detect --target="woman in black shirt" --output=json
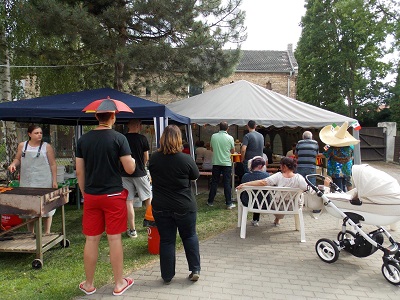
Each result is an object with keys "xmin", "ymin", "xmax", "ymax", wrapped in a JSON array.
[{"xmin": 148, "ymin": 125, "xmax": 200, "ymax": 284}]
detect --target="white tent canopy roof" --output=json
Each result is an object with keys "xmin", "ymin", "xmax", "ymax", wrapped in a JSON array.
[{"xmin": 167, "ymin": 80, "xmax": 357, "ymax": 127}]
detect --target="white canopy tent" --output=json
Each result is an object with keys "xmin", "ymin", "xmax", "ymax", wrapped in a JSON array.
[{"xmin": 167, "ymin": 80, "xmax": 361, "ymax": 163}]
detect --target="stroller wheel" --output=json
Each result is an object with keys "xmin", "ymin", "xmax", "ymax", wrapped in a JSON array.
[
  {"xmin": 315, "ymin": 238, "xmax": 339, "ymax": 263},
  {"xmin": 382, "ymin": 262, "xmax": 400, "ymax": 285}
]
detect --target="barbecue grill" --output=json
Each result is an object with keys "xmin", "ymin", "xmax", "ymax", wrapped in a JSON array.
[{"xmin": 0, "ymin": 186, "xmax": 70, "ymax": 269}]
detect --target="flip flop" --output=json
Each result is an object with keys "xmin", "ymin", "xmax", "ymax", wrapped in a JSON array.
[
  {"xmin": 79, "ymin": 282, "xmax": 96, "ymax": 295},
  {"xmin": 113, "ymin": 277, "xmax": 134, "ymax": 296}
]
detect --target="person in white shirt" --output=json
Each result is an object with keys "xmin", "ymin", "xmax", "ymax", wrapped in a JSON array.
[{"xmin": 286, "ymin": 143, "xmax": 297, "ymax": 157}]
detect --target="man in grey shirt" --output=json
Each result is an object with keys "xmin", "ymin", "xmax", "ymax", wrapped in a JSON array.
[{"xmin": 241, "ymin": 120, "xmax": 264, "ymax": 173}]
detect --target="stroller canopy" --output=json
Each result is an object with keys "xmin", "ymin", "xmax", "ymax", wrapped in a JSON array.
[{"xmin": 352, "ymin": 164, "xmax": 400, "ymax": 205}]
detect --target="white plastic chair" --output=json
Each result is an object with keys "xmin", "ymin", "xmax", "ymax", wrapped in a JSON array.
[{"xmin": 237, "ymin": 186, "xmax": 306, "ymax": 242}]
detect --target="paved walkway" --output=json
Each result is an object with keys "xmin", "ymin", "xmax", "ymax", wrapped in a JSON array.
[{"xmin": 77, "ymin": 162, "xmax": 400, "ymax": 299}]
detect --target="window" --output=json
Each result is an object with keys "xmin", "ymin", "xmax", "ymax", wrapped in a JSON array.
[
  {"xmin": 189, "ymin": 84, "xmax": 203, "ymax": 97},
  {"xmin": 266, "ymin": 81, "xmax": 272, "ymax": 90},
  {"xmin": 146, "ymin": 88, "xmax": 151, "ymax": 96}
]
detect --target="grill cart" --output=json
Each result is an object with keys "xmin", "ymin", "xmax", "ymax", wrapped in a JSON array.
[{"xmin": 0, "ymin": 186, "xmax": 70, "ymax": 269}]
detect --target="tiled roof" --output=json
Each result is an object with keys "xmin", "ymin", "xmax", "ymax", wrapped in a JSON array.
[{"xmin": 236, "ymin": 49, "xmax": 298, "ymax": 73}]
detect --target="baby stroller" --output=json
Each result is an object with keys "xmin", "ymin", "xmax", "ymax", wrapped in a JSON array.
[{"xmin": 305, "ymin": 164, "xmax": 400, "ymax": 285}]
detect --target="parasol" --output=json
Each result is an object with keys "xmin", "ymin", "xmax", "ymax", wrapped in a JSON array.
[{"xmin": 82, "ymin": 96, "xmax": 133, "ymax": 113}]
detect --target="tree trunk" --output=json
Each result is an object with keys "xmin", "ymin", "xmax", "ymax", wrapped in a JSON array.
[
  {"xmin": 1, "ymin": 26, "xmax": 18, "ymax": 180},
  {"xmin": 114, "ymin": 61, "xmax": 124, "ymax": 91}
]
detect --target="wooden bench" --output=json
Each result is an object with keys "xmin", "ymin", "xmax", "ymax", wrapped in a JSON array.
[
  {"xmin": 236, "ymin": 186, "xmax": 306, "ymax": 242},
  {"xmin": 191, "ymin": 171, "xmax": 213, "ymax": 195},
  {"xmin": 199, "ymin": 171, "xmax": 212, "ymax": 177},
  {"xmin": 194, "ymin": 170, "xmax": 238, "ymax": 195},
  {"xmin": 199, "ymin": 171, "xmax": 212, "ymax": 189}
]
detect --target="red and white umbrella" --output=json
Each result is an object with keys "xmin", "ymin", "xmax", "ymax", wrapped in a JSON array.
[{"xmin": 82, "ymin": 96, "xmax": 133, "ymax": 113}]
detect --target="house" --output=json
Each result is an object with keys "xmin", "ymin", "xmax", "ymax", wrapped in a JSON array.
[
  {"xmin": 205, "ymin": 44, "xmax": 298, "ymax": 99},
  {"xmin": 140, "ymin": 44, "xmax": 298, "ymax": 104}
]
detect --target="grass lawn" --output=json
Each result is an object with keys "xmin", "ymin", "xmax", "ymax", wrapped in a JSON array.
[{"xmin": 0, "ymin": 192, "xmax": 237, "ymax": 299}]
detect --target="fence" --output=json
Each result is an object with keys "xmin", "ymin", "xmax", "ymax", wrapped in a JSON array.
[{"xmin": 395, "ymin": 136, "xmax": 400, "ymax": 163}]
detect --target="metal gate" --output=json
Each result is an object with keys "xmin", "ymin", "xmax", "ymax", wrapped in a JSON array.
[
  {"xmin": 394, "ymin": 136, "xmax": 400, "ymax": 163},
  {"xmin": 359, "ymin": 127, "xmax": 386, "ymax": 161}
]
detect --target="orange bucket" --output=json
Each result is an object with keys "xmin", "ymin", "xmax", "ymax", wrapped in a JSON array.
[
  {"xmin": 147, "ymin": 226, "xmax": 160, "ymax": 255},
  {"xmin": 231, "ymin": 154, "xmax": 241, "ymax": 163},
  {"xmin": 145, "ymin": 204, "xmax": 155, "ymax": 221}
]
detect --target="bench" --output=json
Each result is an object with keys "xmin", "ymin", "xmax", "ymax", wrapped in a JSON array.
[
  {"xmin": 236, "ymin": 186, "xmax": 306, "ymax": 242},
  {"xmin": 199, "ymin": 171, "xmax": 212, "ymax": 189},
  {"xmin": 191, "ymin": 171, "xmax": 213, "ymax": 195},
  {"xmin": 199, "ymin": 171, "xmax": 212, "ymax": 177}
]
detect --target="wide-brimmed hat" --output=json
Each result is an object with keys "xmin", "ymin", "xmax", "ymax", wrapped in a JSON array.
[{"xmin": 319, "ymin": 122, "xmax": 360, "ymax": 147}]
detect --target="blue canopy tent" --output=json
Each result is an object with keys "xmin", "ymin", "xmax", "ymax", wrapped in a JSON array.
[{"xmin": 0, "ymin": 88, "xmax": 192, "ymax": 148}]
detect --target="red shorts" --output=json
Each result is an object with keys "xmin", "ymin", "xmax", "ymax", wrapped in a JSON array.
[{"xmin": 82, "ymin": 189, "xmax": 128, "ymax": 236}]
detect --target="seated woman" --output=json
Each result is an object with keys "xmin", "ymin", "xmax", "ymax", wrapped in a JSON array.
[
  {"xmin": 195, "ymin": 140, "xmax": 206, "ymax": 164},
  {"xmin": 240, "ymin": 156, "xmax": 270, "ymax": 227},
  {"xmin": 237, "ymin": 157, "xmax": 307, "ymax": 226},
  {"xmin": 201, "ymin": 142, "xmax": 213, "ymax": 171}
]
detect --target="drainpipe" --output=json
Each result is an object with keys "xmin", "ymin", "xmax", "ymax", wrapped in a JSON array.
[
  {"xmin": 286, "ymin": 44, "xmax": 297, "ymax": 98},
  {"xmin": 287, "ymin": 70, "xmax": 293, "ymax": 97}
]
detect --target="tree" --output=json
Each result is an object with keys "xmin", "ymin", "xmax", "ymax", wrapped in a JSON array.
[
  {"xmin": 390, "ymin": 63, "xmax": 400, "ymax": 126},
  {"xmin": 386, "ymin": 0, "xmax": 400, "ymax": 126},
  {"xmin": 295, "ymin": 0, "xmax": 392, "ymax": 119},
  {"xmin": 1, "ymin": 0, "xmax": 109, "ymax": 99},
  {"xmin": 0, "ymin": 1, "xmax": 19, "ymax": 176},
  {"xmin": 17, "ymin": 0, "xmax": 246, "ymax": 95}
]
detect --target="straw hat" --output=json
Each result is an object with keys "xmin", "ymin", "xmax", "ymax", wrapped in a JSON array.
[{"xmin": 319, "ymin": 122, "xmax": 360, "ymax": 147}]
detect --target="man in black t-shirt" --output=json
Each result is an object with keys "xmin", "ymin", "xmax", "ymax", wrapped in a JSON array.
[
  {"xmin": 121, "ymin": 119, "xmax": 152, "ymax": 238},
  {"xmin": 76, "ymin": 111, "xmax": 135, "ymax": 296}
]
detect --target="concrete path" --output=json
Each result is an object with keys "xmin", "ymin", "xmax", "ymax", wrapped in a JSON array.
[{"xmin": 77, "ymin": 162, "xmax": 400, "ymax": 299}]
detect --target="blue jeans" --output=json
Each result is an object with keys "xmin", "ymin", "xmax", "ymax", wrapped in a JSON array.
[
  {"xmin": 333, "ymin": 177, "xmax": 347, "ymax": 192},
  {"xmin": 152, "ymin": 210, "xmax": 200, "ymax": 281},
  {"xmin": 242, "ymin": 160, "xmax": 249, "ymax": 174},
  {"xmin": 208, "ymin": 165, "xmax": 232, "ymax": 205},
  {"xmin": 296, "ymin": 167, "xmax": 316, "ymax": 185}
]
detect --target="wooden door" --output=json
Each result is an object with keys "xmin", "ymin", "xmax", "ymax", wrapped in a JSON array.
[{"xmin": 359, "ymin": 127, "xmax": 386, "ymax": 161}]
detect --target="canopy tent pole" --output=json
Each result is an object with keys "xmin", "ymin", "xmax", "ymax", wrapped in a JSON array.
[
  {"xmin": 153, "ymin": 117, "xmax": 159, "ymax": 149},
  {"xmin": 74, "ymin": 124, "xmax": 83, "ymax": 209},
  {"xmin": 158, "ymin": 117, "xmax": 165, "ymax": 147},
  {"xmin": 164, "ymin": 117, "xmax": 168, "ymax": 131},
  {"xmin": 153, "ymin": 117, "xmax": 166, "ymax": 149},
  {"xmin": 187, "ymin": 124, "xmax": 195, "ymax": 160},
  {"xmin": 186, "ymin": 124, "xmax": 197, "ymax": 195}
]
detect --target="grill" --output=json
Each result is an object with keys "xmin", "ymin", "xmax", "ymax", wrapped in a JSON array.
[{"xmin": 0, "ymin": 186, "xmax": 70, "ymax": 269}]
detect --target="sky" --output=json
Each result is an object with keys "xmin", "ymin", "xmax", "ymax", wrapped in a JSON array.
[{"xmin": 238, "ymin": 0, "xmax": 307, "ymax": 51}]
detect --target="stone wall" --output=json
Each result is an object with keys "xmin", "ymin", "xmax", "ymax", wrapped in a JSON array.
[
  {"xmin": 205, "ymin": 72, "xmax": 297, "ymax": 99},
  {"xmin": 378, "ymin": 122, "xmax": 397, "ymax": 161},
  {"xmin": 136, "ymin": 71, "xmax": 297, "ymax": 104}
]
